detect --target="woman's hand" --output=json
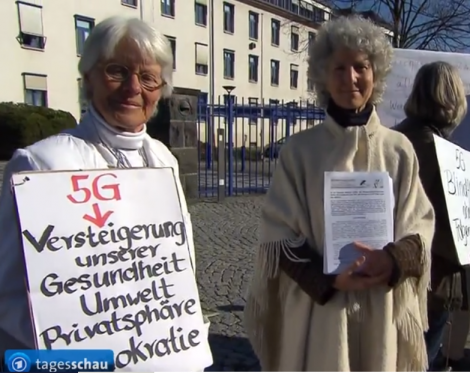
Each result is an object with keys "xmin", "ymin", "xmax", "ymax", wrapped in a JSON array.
[
  {"xmin": 333, "ymin": 256, "xmax": 390, "ymax": 291},
  {"xmin": 353, "ymin": 241, "xmax": 394, "ymax": 280}
]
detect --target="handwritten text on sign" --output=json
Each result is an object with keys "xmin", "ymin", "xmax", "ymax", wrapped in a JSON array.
[
  {"xmin": 434, "ymin": 135, "xmax": 470, "ymax": 265},
  {"xmin": 377, "ymin": 48, "xmax": 470, "ymax": 129},
  {"xmin": 12, "ymin": 168, "xmax": 212, "ymax": 372}
]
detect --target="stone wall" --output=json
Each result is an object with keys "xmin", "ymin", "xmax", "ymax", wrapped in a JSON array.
[
  {"xmin": 147, "ymin": 87, "xmax": 199, "ymax": 201},
  {"xmin": 147, "ymin": 97, "xmax": 170, "ymax": 148}
]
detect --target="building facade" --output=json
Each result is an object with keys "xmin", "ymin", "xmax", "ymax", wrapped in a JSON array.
[{"xmin": 0, "ymin": 0, "xmax": 334, "ymax": 120}]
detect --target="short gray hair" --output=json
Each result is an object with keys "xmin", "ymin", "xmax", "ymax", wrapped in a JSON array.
[
  {"xmin": 308, "ymin": 16, "xmax": 393, "ymax": 108},
  {"xmin": 404, "ymin": 61, "xmax": 467, "ymax": 130},
  {"xmin": 78, "ymin": 16, "xmax": 173, "ymax": 99}
]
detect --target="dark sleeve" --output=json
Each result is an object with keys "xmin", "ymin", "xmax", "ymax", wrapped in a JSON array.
[
  {"xmin": 278, "ymin": 242, "xmax": 337, "ymax": 305},
  {"xmin": 384, "ymin": 234, "xmax": 424, "ymax": 287},
  {"xmin": 413, "ymin": 140, "xmax": 438, "ymax": 192},
  {"xmin": 413, "ymin": 138, "xmax": 458, "ymax": 263}
]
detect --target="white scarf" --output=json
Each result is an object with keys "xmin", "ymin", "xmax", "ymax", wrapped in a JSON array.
[{"xmin": 75, "ymin": 106, "xmax": 163, "ymax": 168}]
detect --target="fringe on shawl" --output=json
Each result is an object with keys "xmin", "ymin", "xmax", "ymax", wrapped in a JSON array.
[
  {"xmin": 245, "ymin": 234, "xmax": 431, "ymax": 371},
  {"xmin": 244, "ymin": 237, "xmax": 365, "ymax": 366},
  {"xmin": 394, "ymin": 233, "xmax": 431, "ymax": 371},
  {"xmin": 250, "ymin": 237, "xmax": 309, "ymax": 299},
  {"xmin": 244, "ymin": 237, "xmax": 307, "ymax": 367}
]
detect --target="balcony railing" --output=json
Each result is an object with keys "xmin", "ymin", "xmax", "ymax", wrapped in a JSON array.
[{"xmin": 256, "ymin": 0, "xmax": 328, "ymax": 24}]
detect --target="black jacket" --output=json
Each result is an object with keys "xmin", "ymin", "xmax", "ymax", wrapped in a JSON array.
[{"xmin": 394, "ymin": 117, "xmax": 470, "ymax": 311}]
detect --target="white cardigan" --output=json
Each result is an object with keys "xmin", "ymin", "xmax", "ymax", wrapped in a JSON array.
[{"xmin": 0, "ymin": 112, "xmax": 198, "ymax": 355}]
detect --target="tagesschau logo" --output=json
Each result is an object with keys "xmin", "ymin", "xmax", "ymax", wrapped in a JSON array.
[{"xmin": 7, "ymin": 352, "xmax": 31, "ymax": 372}]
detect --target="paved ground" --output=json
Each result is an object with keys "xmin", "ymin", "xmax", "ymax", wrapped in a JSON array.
[
  {"xmin": 191, "ymin": 197, "xmax": 262, "ymax": 371},
  {"xmin": 0, "ymin": 161, "xmax": 262, "ymax": 371}
]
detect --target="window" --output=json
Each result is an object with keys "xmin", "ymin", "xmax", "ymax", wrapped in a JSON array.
[
  {"xmin": 248, "ymin": 98, "xmax": 258, "ymax": 123},
  {"xmin": 248, "ymin": 55, "xmax": 258, "ymax": 83},
  {"xmin": 77, "ymin": 79, "xmax": 88, "ymax": 117},
  {"xmin": 197, "ymin": 92, "xmax": 208, "ymax": 121},
  {"xmin": 74, "ymin": 16, "xmax": 94, "ymax": 55},
  {"xmin": 271, "ymin": 19, "xmax": 280, "ymax": 46},
  {"xmin": 244, "ymin": 0, "xmax": 326, "ymax": 24},
  {"xmin": 121, "ymin": 0, "xmax": 138, "ymax": 6},
  {"xmin": 25, "ymin": 89, "xmax": 47, "ymax": 107},
  {"xmin": 166, "ymin": 35, "xmax": 176, "ymax": 70},
  {"xmin": 223, "ymin": 95, "xmax": 235, "ymax": 106},
  {"xmin": 307, "ymin": 77, "xmax": 314, "ymax": 91},
  {"xmin": 223, "ymin": 49, "xmax": 235, "ymax": 79},
  {"xmin": 195, "ymin": 0, "xmax": 207, "ymax": 26},
  {"xmin": 299, "ymin": 2, "xmax": 314, "ymax": 22},
  {"xmin": 313, "ymin": 6, "xmax": 325, "ymax": 23},
  {"xmin": 249, "ymin": 11, "xmax": 259, "ymax": 40},
  {"xmin": 223, "ymin": 2, "xmax": 234, "ymax": 33},
  {"xmin": 199, "ymin": 92, "xmax": 208, "ymax": 105},
  {"xmin": 17, "ymin": 2, "xmax": 46, "ymax": 50},
  {"xmin": 23, "ymin": 73, "xmax": 47, "ymax": 107},
  {"xmin": 195, "ymin": 43, "xmax": 208, "ymax": 75},
  {"xmin": 290, "ymin": 64, "xmax": 299, "ymax": 89},
  {"xmin": 308, "ymin": 31, "xmax": 316, "ymax": 50},
  {"xmin": 291, "ymin": 26, "xmax": 299, "ymax": 51},
  {"xmin": 271, "ymin": 60, "xmax": 280, "ymax": 86},
  {"xmin": 161, "ymin": 0, "xmax": 175, "ymax": 17}
]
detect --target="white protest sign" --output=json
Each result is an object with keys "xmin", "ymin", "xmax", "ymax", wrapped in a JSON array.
[
  {"xmin": 12, "ymin": 168, "xmax": 213, "ymax": 372},
  {"xmin": 433, "ymin": 135, "xmax": 470, "ymax": 265},
  {"xmin": 377, "ymin": 49, "xmax": 470, "ymax": 148}
]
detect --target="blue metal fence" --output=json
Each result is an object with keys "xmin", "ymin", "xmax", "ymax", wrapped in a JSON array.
[{"xmin": 197, "ymin": 95, "xmax": 326, "ymax": 198}]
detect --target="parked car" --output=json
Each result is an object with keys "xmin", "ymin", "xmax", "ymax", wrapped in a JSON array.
[{"xmin": 262, "ymin": 137, "xmax": 286, "ymax": 159}]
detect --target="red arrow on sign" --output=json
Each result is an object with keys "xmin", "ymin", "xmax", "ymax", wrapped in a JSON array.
[{"xmin": 83, "ymin": 203, "xmax": 113, "ymax": 228}]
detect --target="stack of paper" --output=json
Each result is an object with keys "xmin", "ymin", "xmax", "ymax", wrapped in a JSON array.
[{"xmin": 323, "ymin": 171, "xmax": 395, "ymax": 274}]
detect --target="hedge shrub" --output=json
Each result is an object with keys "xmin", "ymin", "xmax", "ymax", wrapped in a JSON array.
[{"xmin": 0, "ymin": 102, "xmax": 77, "ymax": 160}]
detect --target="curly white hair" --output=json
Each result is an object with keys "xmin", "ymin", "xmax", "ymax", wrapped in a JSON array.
[{"xmin": 308, "ymin": 15, "xmax": 394, "ymax": 108}]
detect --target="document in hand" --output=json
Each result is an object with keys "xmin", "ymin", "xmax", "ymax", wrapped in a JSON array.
[{"xmin": 323, "ymin": 172, "xmax": 395, "ymax": 274}]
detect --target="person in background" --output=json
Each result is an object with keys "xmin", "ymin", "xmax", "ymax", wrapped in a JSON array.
[
  {"xmin": 394, "ymin": 61, "xmax": 469, "ymax": 371},
  {"xmin": 244, "ymin": 15, "xmax": 435, "ymax": 371},
  {"xmin": 0, "ymin": 16, "xmax": 201, "ymax": 357}
]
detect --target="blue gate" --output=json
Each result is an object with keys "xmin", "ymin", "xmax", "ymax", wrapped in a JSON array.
[{"xmin": 197, "ymin": 95, "xmax": 325, "ymax": 198}]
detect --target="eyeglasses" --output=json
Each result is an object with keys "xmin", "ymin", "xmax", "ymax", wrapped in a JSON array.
[{"xmin": 103, "ymin": 63, "xmax": 166, "ymax": 91}]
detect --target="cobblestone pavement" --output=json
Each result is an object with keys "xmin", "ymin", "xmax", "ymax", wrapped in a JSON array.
[
  {"xmin": 191, "ymin": 196, "xmax": 262, "ymax": 371},
  {"xmin": 0, "ymin": 161, "xmax": 262, "ymax": 371}
]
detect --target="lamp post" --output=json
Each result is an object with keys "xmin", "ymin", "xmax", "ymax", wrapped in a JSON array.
[
  {"xmin": 223, "ymin": 85, "xmax": 235, "ymax": 196},
  {"xmin": 208, "ymin": 0, "xmax": 215, "ymax": 170}
]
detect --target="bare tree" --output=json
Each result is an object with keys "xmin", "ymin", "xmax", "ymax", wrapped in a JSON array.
[
  {"xmin": 333, "ymin": 0, "xmax": 470, "ymax": 51},
  {"xmin": 286, "ymin": 0, "xmax": 470, "ymax": 53}
]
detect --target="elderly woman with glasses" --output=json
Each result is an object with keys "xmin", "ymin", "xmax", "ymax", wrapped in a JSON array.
[
  {"xmin": 0, "ymin": 16, "xmax": 198, "ymax": 355},
  {"xmin": 244, "ymin": 16, "xmax": 435, "ymax": 371}
]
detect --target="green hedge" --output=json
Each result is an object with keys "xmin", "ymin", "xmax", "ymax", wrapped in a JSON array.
[{"xmin": 0, "ymin": 102, "xmax": 77, "ymax": 160}]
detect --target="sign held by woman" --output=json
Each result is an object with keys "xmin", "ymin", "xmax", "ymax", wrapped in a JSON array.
[
  {"xmin": 12, "ymin": 167, "xmax": 213, "ymax": 372},
  {"xmin": 434, "ymin": 135, "xmax": 470, "ymax": 265}
]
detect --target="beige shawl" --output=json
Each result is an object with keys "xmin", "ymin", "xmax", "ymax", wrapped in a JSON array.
[{"xmin": 244, "ymin": 109, "xmax": 435, "ymax": 371}]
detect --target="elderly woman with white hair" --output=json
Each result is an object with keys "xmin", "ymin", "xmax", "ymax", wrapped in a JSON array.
[
  {"xmin": 0, "ymin": 16, "xmax": 199, "ymax": 355},
  {"xmin": 244, "ymin": 16, "xmax": 435, "ymax": 371}
]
